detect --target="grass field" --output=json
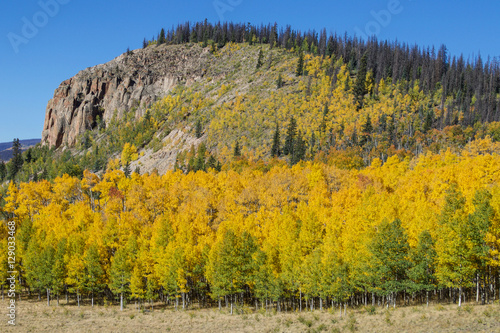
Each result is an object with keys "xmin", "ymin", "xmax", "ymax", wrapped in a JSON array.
[{"xmin": 1, "ymin": 298, "xmax": 499, "ymax": 332}]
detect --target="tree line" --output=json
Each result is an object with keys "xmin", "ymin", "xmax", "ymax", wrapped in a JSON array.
[
  {"xmin": 145, "ymin": 20, "xmax": 500, "ymax": 127},
  {"xmin": 1, "ymin": 143, "xmax": 500, "ymax": 312}
]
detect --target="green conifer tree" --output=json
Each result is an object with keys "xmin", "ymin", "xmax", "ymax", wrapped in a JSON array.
[
  {"xmin": 276, "ymin": 74, "xmax": 283, "ymax": 89},
  {"xmin": 256, "ymin": 49, "xmax": 264, "ymax": 69},
  {"xmin": 354, "ymin": 53, "xmax": 368, "ymax": 110},
  {"xmin": 296, "ymin": 51, "xmax": 304, "ymax": 76},
  {"xmin": 233, "ymin": 140, "xmax": 241, "ymax": 158},
  {"xmin": 283, "ymin": 117, "xmax": 297, "ymax": 155},
  {"xmin": 195, "ymin": 119, "xmax": 203, "ymax": 138},
  {"xmin": 271, "ymin": 123, "xmax": 281, "ymax": 157}
]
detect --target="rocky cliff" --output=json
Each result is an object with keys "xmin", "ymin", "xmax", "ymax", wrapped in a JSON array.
[{"xmin": 42, "ymin": 44, "xmax": 212, "ymax": 148}]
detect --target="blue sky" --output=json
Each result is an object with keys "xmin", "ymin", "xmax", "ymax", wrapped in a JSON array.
[{"xmin": 1, "ymin": 0, "xmax": 499, "ymax": 142}]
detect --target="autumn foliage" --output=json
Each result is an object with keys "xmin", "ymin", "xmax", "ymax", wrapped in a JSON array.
[{"xmin": 1, "ymin": 141, "xmax": 500, "ymax": 310}]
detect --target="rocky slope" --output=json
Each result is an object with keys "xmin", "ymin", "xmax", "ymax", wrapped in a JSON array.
[{"xmin": 42, "ymin": 44, "xmax": 213, "ymax": 148}]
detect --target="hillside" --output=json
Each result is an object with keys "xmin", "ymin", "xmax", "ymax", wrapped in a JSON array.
[
  {"xmin": 0, "ymin": 138, "xmax": 40, "ymax": 161},
  {"xmin": 32, "ymin": 27, "xmax": 500, "ymax": 179}
]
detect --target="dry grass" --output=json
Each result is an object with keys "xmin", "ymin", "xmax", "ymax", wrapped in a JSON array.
[{"xmin": 1, "ymin": 299, "xmax": 499, "ymax": 332}]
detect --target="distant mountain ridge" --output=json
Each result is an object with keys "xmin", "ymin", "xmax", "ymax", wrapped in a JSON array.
[{"xmin": 0, "ymin": 139, "xmax": 41, "ymax": 161}]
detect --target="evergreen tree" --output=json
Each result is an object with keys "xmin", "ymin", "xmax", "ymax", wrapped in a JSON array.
[
  {"xmin": 310, "ymin": 131, "xmax": 316, "ymax": 155},
  {"xmin": 195, "ymin": 119, "xmax": 203, "ymax": 138},
  {"xmin": 423, "ymin": 112, "xmax": 433, "ymax": 133},
  {"xmin": 0, "ymin": 161, "xmax": 6, "ymax": 181},
  {"xmin": 158, "ymin": 28, "xmax": 166, "ymax": 45},
  {"xmin": 283, "ymin": 117, "xmax": 297, "ymax": 155},
  {"xmin": 194, "ymin": 143, "xmax": 207, "ymax": 171},
  {"xmin": 360, "ymin": 114, "xmax": 373, "ymax": 146},
  {"xmin": 233, "ymin": 140, "xmax": 241, "ymax": 158},
  {"xmin": 276, "ymin": 73, "xmax": 283, "ymax": 89},
  {"xmin": 142, "ymin": 38, "xmax": 148, "ymax": 49},
  {"xmin": 354, "ymin": 53, "xmax": 368, "ymax": 110},
  {"xmin": 256, "ymin": 49, "xmax": 264, "ymax": 69},
  {"xmin": 8, "ymin": 138, "xmax": 23, "ymax": 180},
  {"xmin": 202, "ymin": 28, "xmax": 209, "ymax": 47},
  {"xmin": 190, "ymin": 28, "xmax": 198, "ymax": 43},
  {"xmin": 291, "ymin": 131, "xmax": 306, "ymax": 165},
  {"xmin": 271, "ymin": 123, "xmax": 281, "ymax": 157},
  {"xmin": 296, "ymin": 51, "xmax": 304, "ymax": 76},
  {"xmin": 25, "ymin": 148, "xmax": 33, "ymax": 163},
  {"xmin": 206, "ymin": 155, "xmax": 218, "ymax": 170}
]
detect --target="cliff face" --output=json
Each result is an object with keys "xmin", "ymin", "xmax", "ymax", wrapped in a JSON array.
[{"xmin": 42, "ymin": 44, "xmax": 211, "ymax": 148}]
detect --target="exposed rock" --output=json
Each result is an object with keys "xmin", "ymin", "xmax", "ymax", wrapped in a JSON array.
[
  {"xmin": 42, "ymin": 44, "xmax": 212, "ymax": 148},
  {"xmin": 129, "ymin": 128, "xmax": 203, "ymax": 175}
]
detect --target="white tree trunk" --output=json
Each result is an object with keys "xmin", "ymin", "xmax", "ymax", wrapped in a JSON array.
[{"xmin": 477, "ymin": 274, "xmax": 480, "ymax": 303}]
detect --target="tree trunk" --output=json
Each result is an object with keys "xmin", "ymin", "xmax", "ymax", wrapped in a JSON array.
[
  {"xmin": 477, "ymin": 274, "xmax": 480, "ymax": 303},
  {"xmin": 92, "ymin": 291, "xmax": 94, "ymax": 307},
  {"xmin": 120, "ymin": 292, "xmax": 123, "ymax": 311},
  {"xmin": 320, "ymin": 297, "xmax": 323, "ymax": 311},
  {"xmin": 481, "ymin": 275, "xmax": 486, "ymax": 305},
  {"xmin": 230, "ymin": 295, "xmax": 233, "ymax": 315},
  {"xmin": 47, "ymin": 289, "xmax": 50, "ymax": 306},
  {"xmin": 218, "ymin": 298, "xmax": 221, "ymax": 310},
  {"xmin": 78, "ymin": 293, "xmax": 80, "ymax": 307},
  {"xmin": 299, "ymin": 289, "xmax": 302, "ymax": 312},
  {"xmin": 426, "ymin": 290, "xmax": 429, "ymax": 307},
  {"xmin": 458, "ymin": 286, "xmax": 462, "ymax": 307}
]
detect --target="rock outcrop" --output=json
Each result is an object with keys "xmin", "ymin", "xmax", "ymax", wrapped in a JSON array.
[{"xmin": 42, "ymin": 44, "xmax": 211, "ymax": 148}]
